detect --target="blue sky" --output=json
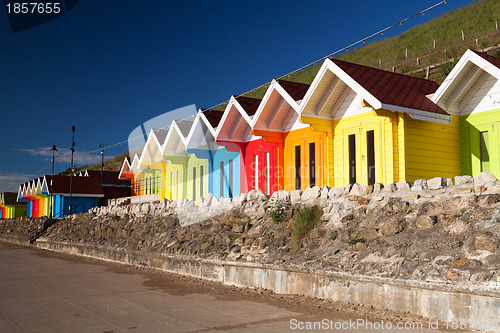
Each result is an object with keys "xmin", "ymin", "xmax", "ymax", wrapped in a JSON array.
[{"xmin": 0, "ymin": 0, "xmax": 475, "ymax": 192}]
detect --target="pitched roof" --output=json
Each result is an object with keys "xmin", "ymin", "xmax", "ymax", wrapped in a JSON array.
[
  {"xmin": 45, "ymin": 175, "xmax": 104, "ymax": 196},
  {"xmin": 85, "ymin": 170, "xmax": 131, "ymax": 186},
  {"xmin": 175, "ymin": 119, "xmax": 194, "ymax": 138},
  {"xmin": 152, "ymin": 129, "xmax": 169, "ymax": 146},
  {"xmin": 1, "ymin": 192, "xmax": 26, "ymax": 206},
  {"xmin": 235, "ymin": 96, "xmax": 261, "ymax": 116},
  {"xmin": 471, "ymin": 50, "xmax": 500, "ymax": 69},
  {"xmin": 276, "ymin": 79, "xmax": 310, "ymax": 101},
  {"xmin": 330, "ymin": 58, "xmax": 447, "ymax": 115},
  {"xmin": 201, "ymin": 108, "xmax": 225, "ymax": 128}
]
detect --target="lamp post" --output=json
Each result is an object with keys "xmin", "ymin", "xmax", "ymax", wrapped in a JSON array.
[
  {"xmin": 50, "ymin": 145, "xmax": 58, "ymax": 219},
  {"xmin": 100, "ymin": 144, "xmax": 104, "ymax": 185},
  {"xmin": 69, "ymin": 126, "xmax": 75, "ymax": 215}
]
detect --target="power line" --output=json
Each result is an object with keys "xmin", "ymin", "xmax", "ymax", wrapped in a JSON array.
[
  {"xmin": 61, "ymin": 1, "xmax": 451, "ymax": 160},
  {"xmin": 6, "ymin": 1, "xmax": 449, "ymax": 192}
]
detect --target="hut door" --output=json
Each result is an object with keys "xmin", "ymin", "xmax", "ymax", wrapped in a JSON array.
[
  {"xmin": 253, "ymin": 149, "xmax": 272, "ymax": 195},
  {"xmin": 291, "ymin": 135, "xmax": 322, "ymax": 190},
  {"xmin": 469, "ymin": 124, "xmax": 497, "ymax": 177},
  {"xmin": 345, "ymin": 125, "xmax": 381, "ymax": 186},
  {"xmin": 294, "ymin": 145, "xmax": 301, "ymax": 190}
]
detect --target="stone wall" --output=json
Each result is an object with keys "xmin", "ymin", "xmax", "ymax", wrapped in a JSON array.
[
  {"xmin": 3, "ymin": 172, "xmax": 500, "ymax": 332},
  {"xmin": 93, "ymin": 172, "xmax": 500, "ymax": 228}
]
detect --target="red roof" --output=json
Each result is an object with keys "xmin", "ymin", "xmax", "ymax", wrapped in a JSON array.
[
  {"xmin": 471, "ymin": 50, "xmax": 500, "ymax": 69},
  {"xmin": 201, "ymin": 108, "xmax": 224, "ymax": 128},
  {"xmin": 330, "ymin": 58, "xmax": 448, "ymax": 115},
  {"xmin": 45, "ymin": 175, "xmax": 104, "ymax": 196},
  {"xmin": 277, "ymin": 79, "xmax": 310, "ymax": 101},
  {"xmin": 2, "ymin": 192, "xmax": 26, "ymax": 206},
  {"xmin": 235, "ymin": 96, "xmax": 261, "ymax": 116},
  {"xmin": 86, "ymin": 170, "xmax": 131, "ymax": 186}
]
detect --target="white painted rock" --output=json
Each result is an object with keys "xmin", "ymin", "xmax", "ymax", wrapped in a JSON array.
[
  {"xmin": 320, "ymin": 187, "xmax": 330, "ymax": 199},
  {"xmin": 455, "ymin": 175, "xmax": 473, "ymax": 186},
  {"xmin": 383, "ymin": 183, "xmax": 397, "ymax": 193},
  {"xmin": 350, "ymin": 183, "xmax": 368, "ymax": 196},
  {"xmin": 232, "ymin": 193, "xmax": 247, "ymax": 206},
  {"xmin": 473, "ymin": 172, "xmax": 498, "ymax": 187},
  {"xmin": 427, "ymin": 177, "xmax": 446, "ymax": 190},
  {"xmin": 446, "ymin": 178, "xmax": 454, "ymax": 187},
  {"xmin": 373, "ymin": 183, "xmax": 384, "ymax": 192},
  {"xmin": 220, "ymin": 197, "xmax": 232, "ymax": 205},
  {"xmin": 343, "ymin": 184, "xmax": 352, "ymax": 195},
  {"xmin": 247, "ymin": 189, "xmax": 268, "ymax": 201},
  {"xmin": 211, "ymin": 196, "xmax": 220, "ymax": 207},
  {"xmin": 203, "ymin": 193, "xmax": 213, "ymax": 207},
  {"xmin": 290, "ymin": 190, "xmax": 302, "ymax": 203},
  {"xmin": 185, "ymin": 200, "xmax": 195, "ymax": 208},
  {"xmin": 411, "ymin": 179, "xmax": 428, "ymax": 192},
  {"xmin": 301, "ymin": 186, "xmax": 320, "ymax": 201},
  {"xmin": 278, "ymin": 190, "xmax": 290, "ymax": 201}
]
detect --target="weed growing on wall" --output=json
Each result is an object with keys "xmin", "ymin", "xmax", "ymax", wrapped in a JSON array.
[
  {"xmin": 266, "ymin": 199, "xmax": 290, "ymax": 224},
  {"xmin": 291, "ymin": 206, "xmax": 322, "ymax": 246}
]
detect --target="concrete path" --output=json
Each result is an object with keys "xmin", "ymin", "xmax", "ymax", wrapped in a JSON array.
[{"xmin": 0, "ymin": 242, "xmax": 464, "ymax": 332}]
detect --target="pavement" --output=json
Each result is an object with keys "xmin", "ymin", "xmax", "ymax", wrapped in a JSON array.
[{"xmin": 0, "ymin": 241, "xmax": 466, "ymax": 333}]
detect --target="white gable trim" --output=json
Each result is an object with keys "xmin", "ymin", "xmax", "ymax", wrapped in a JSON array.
[
  {"xmin": 432, "ymin": 49, "xmax": 500, "ymax": 108},
  {"xmin": 118, "ymin": 158, "xmax": 131, "ymax": 179},
  {"xmin": 251, "ymin": 79, "xmax": 302, "ymax": 131},
  {"xmin": 299, "ymin": 58, "xmax": 451, "ymax": 122},
  {"xmin": 185, "ymin": 109, "xmax": 217, "ymax": 148},
  {"xmin": 215, "ymin": 95, "xmax": 255, "ymax": 142},
  {"xmin": 161, "ymin": 120, "xmax": 189, "ymax": 158},
  {"xmin": 138, "ymin": 128, "xmax": 164, "ymax": 168}
]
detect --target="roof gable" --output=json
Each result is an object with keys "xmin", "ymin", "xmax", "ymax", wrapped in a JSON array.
[
  {"xmin": 186, "ymin": 109, "xmax": 219, "ymax": 152},
  {"xmin": 162, "ymin": 120, "xmax": 190, "ymax": 157},
  {"xmin": 118, "ymin": 158, "xmax": 132, "ymax": 179},
  {"xmin": 277, "ymin": 79, "xmax": 310, "ymax": 101},
  {"xmin": 1, "ymin": 192, "xmax": 19, "ymax": 206},
  {"xmin": 17, "ymin": 184, "xmax": 25, "ymax": 202},
  {"xmin": 216, "ymin": 95, "xmax": 262, "ymax": 143},
  {"xmin": 300, "ymin": 58, "xmax": 450, "ymax": 124},
  {"xmin": 130, "ymin": 154, "xmax": 141, "ymax": 172},
  {"xmin": 201, "ymin": 108, "xmax": 224, "ymax": 129},
  {"xmin": 432, "ymin": 49, "xmax": 500, "ymax": 115},
  {"xmin": 253, "ymin": 79, "xmax": 310, "ymax": 133},
  {"xmin": 138, "ymin": 129, "xmax": 164, "ymax": 167}
]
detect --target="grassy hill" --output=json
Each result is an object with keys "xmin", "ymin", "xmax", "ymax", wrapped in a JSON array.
[
  {"xmin": 242, "ymin": 0, "xmax": 500, "ymax": 100},
  {"xmin": 58, "ymin": 152, "xmax": 129, "ymax": 176}
]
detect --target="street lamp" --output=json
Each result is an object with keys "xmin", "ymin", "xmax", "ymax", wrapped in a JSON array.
[
  {"xmin": 69, "ymin": 126, "xmax": 75, "ymax": 215},
  {"xmin": 50, "ymin": 145, "xmax": 58, "ymax": 219},
  {"xmin": 100, "ymin": 144, "xmax": 104, "ymax": 185}
]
